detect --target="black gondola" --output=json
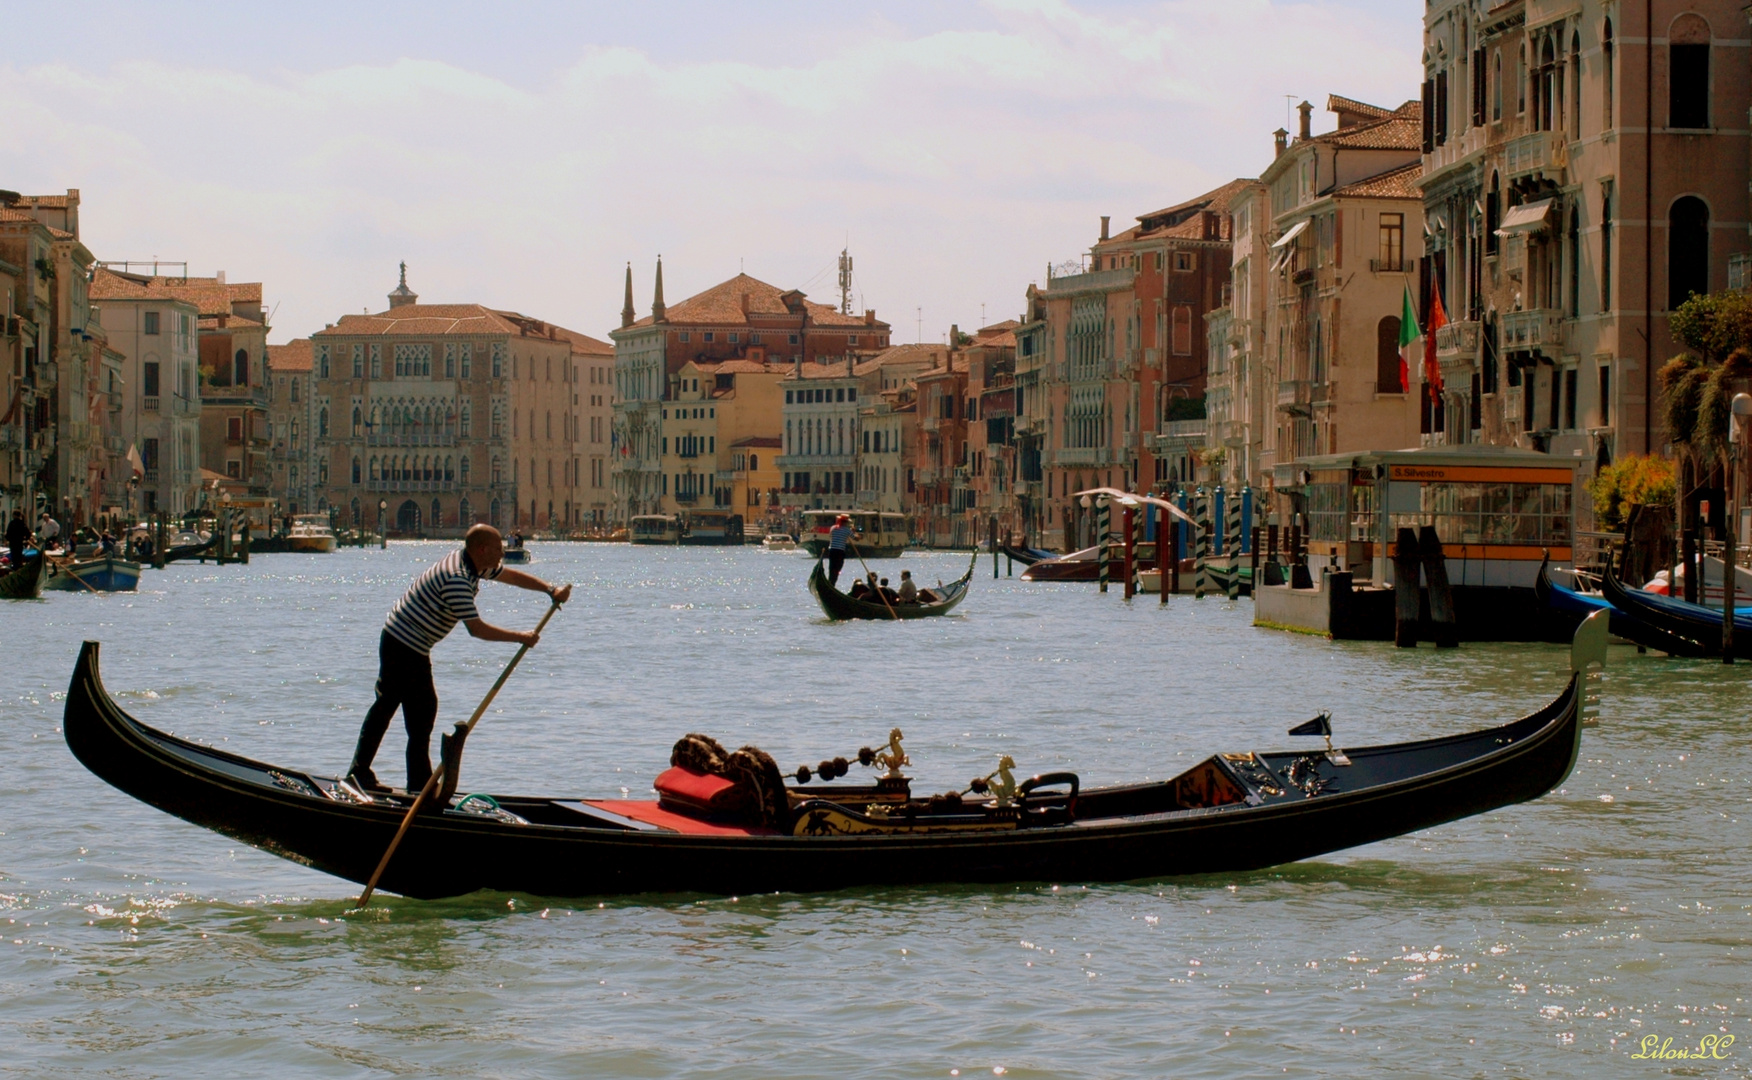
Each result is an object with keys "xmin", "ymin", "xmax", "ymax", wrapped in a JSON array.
[
  {"xmin": 1000, "ymin": 544, "xmax": 1057, "ymax": 566},
  {"xmin": 1, "ymin": 550, "xmax": 46, "ymax": 599},
  {"xmin": 1600, "ymin": 556, "xmax": 1752, "ymax": 659},
  {"xmin": 808, "ymin": 552, "xmax": 976, "ymax": 620},
  {"xmin": 61, "ymin": 612, "xmax": 1607, "ymax": 900},
  {"xmin": 1534, "ymin": 554, "xmax": 1707, "ymax": 657},
  {"xmin": 163, "ymin": 532, "xmax": 220, "ymax": 564}
]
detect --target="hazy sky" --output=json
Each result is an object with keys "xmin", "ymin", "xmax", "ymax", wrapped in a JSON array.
[{"xmin": 1, "ymin": 0, "xmax": 1421, "ymax": 346}]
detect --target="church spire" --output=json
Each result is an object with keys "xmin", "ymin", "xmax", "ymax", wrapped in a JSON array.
[
  {"xmin": 388, "ymin": 260, "xmax": 417, "ymax": 308},
  {"xmin": 651, "ymin": 255, "xmax": 666, "ymax": 323},
  {"xmin": 620, "ymin": 262, "xmax": 636, "ymax": 328}
]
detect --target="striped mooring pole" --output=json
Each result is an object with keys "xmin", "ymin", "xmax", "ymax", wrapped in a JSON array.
[
  {"xmin": 1194, "ymin": 491, "xmax": 1210, "ymax": 599},
  {"xmin": 1097, "ymin": 497, "xmax": 1110, "ymax": 593},
  {"xmin": 1225, "ymin": 485, "xmax": 1242, "ymax": 600}
]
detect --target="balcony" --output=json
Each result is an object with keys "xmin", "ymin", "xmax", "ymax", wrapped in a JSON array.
[
  {"xmin": 367, "ymin": 433, "xmax": 457, "ymax": 448},
  {"xmin": 674, "ymin": 492, "xmax": 699, "ymax": 505},
  {"xmin": 1503, "ymin": 129, "xmax": 1568, "ymax": 180},
  {"xmin": 1501, "ymin": 309, "xmax": 1565, "ymax": 353},
  {"xmin": 365, "ymin": 479, "xmax": 455, "ymax": 493},
  {"xmin": 1435, "ymin": 320, "xmax": 1481, "ymax": 359},
  {"xmin": 1369, "ymin": 258, "xmax": 1409, "ymax": 273},
  {"xmin": 1042, "ymin": 266, "xmax": 1136, "ymax": 296},
  {"xmin": 1055, "ymin": 446, "xmax": 1115, "ymax": 466},
  {"xmin": 1276, "ymin": 380, "xmax": 1311, "ymax": 414},
  {"xmin": 143, "ymin": 395, "xmax": 159, "ymax": 413}
]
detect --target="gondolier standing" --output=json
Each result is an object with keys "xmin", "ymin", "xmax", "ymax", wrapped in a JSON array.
[
  {"xmin": 826, "ymin": 514, "xmax": 859, "ymax": 587},
  {"xmin": 347, "ymin": 524, "xmax": 572, "ymax": 792}
]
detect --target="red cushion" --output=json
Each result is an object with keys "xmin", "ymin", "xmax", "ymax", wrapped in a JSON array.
[{"xmin": 654, "ymin": 766, "xmax": 738, "ymax": 811}]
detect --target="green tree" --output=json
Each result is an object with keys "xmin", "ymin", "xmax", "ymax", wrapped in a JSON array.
[{"xmin": 1587, "ymin": 455, "xmax": 1675, "ymax": 532}]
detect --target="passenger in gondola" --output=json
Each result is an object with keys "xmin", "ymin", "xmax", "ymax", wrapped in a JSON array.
[
  {"xmin": 346, "ymin": 524, "xmax": 571, "ymax": 793},
  {"xmin": 825, "ymin": 514, "xmax": 859, "ymax": 586},
  {"xmin": 6, "ymin": 509, "xmax": 28, "ymax": 569},
  {"xmin": 878, "ymin": 577, "xmax": 900, "ymax": 605},
  {"xmin": 848, "ymin": 572, "xmax": 875, "ymax": 601},
  {"xmin": 896, "ymin": 570, "xmax": 918, "ymax": 603}
]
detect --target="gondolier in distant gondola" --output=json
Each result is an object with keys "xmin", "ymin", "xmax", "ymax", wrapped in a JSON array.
[
  {"xmin": 347, "ymin": 524, "xmax": 572, "ymax": 793},
  {"xmin": 825, "ymin": 514, "xmax": 859, "ymax": 587}
]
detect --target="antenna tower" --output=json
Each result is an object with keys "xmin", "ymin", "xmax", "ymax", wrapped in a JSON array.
[{"xmin": 838, "ymin": 247, "xmax": 854, "ymax": 316}]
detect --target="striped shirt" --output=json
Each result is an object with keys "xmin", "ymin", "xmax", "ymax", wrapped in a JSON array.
[
  {"xmin": 828, "ymin": 525, "xmax": 853, "ymax": 551},
  {"xmin": 383, "ymin": 550, "xmax": 502, "ymax": 655}
]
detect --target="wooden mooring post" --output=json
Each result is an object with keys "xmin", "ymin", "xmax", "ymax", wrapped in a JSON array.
[
  {"xmin": 1096, "ymin": 498, "xmax": 1110, "ymax": 593},
  {"xmin": 1418, "ymin": 526, "xmax": 1456, "ymax": 647},
  {"xmin": 152, "ymin": 512, "xmax": 166, "ymax": 570},
  {"xmin": 1392, "ymin": 527, "xmax": 1421, "ymax": 648},
  {"xmin": 1122, "ymin": 505, "xmax": 1136, "ymax": 600}
]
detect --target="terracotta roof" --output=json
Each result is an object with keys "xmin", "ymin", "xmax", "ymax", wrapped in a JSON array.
[
  {"xmin": 1327, "ymin": 95, "xmax": 1394, "ymax": 123},
  {"xmin": 539, "ymin": 320, "xmax": 614, "ymax": 356},
  {"xmin": 1331, "ymin": 161, "xmax": 1424, "ymax": 199},
  {"xmin": 623, "ymin": 273, "xmax": 887, "ymax": 331},
  {"xmin": 198, "ymin": 314, "xmax": 263, "ymax": 330},
  {"xmin": 314, "ymin": 304, "xmax": 534, "ymax": 338},
  {"xmin": 267, "ymin": 338, "xmax": 313, "ymax": 372},
  {"xmin": 16, "ymin": 194, "xmax": 74, "ymax": 208},
  {"xmin": 784, "ymin": 362, "xmax": 862, "ymax": 381},
  {"xmin": 0, "ymin": 208, "xmax": 39, "ymax": 224},
  {"xmin": 89, "ymin": 267, "xmax": 263, "ymax": 316},
  {"xmin": 47, "ymin": 227, "xmax": 75, "ymax": 241},
  {"xmin": 713, "ymin": 359, "xmax": 789, "ymax": 374},
  {"xmin": 852, "ymin": 343, "xmax": 950, "ymax": 375},
  {"xmin": 1315, "ymin": 100, "xmax": 1422, "ymax": 151},
  {"xmin": 1135, "ymin": 179, "xmax": 1257, "ymax": 235}
]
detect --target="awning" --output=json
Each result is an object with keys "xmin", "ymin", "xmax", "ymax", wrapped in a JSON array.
[
  {"xmin": 1269, "ymin": 219, "xmax": 1310, "ymax": 249},
  {"xmin": 1494, "ymin": 198, "xmax": 1555, "ymax": 237}
]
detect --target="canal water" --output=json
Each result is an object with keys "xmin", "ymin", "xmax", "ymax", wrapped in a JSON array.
[{"xmin": 2, "ymin": 543, "xmax": 1747, "ymax": 1077}]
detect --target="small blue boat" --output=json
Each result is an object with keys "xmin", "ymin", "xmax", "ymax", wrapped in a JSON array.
[
  {"xmin": 47, "ymin": 555, "xmax": 143, "ymax": 593},
  {"xmin": 1534, "ymin": 554, "xmax": 1705, "ymax": 657}
]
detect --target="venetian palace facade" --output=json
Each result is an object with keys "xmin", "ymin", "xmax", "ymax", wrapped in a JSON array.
[{"xmin": 308, "ymin": 268, "xmax": 612, "ymax": 535}]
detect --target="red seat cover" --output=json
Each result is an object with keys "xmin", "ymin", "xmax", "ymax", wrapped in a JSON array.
[{"xmin": 654, "ymin": 766, "xmax": 738, "ymax": 810}]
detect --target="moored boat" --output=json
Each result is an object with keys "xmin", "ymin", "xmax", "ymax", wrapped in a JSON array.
[
  {"xmin": 808, "ymin": 552, "xmax": 976, "ymax": 620},
  {"xmin": 1533, "ymin": 555, "xmax": 1705, "ymax": 657},
  {"xmin": 762, "ymin": 533, "xmax": 798, "ymax": 551},
  {"xmin": 286, "ymin": 514, "xmax": 337, "ymax": 553},
  {"xmin": 1601, "ymin": 556, "xmax": 1752, "ymax": 659},
  {"xmin": 46, "ymin": 554, "xmax": 142, "ymax": 593},
  {"xmin": 629, "ymin": 514, "xmax": 682, "ymax": 545},
  {"xmin": 60, "ymin": 611, "xmax": 1608, "ymax": 900},
  {"xmin": 1, "ymin": 550, "xmax": 46, "ymax": 599}
]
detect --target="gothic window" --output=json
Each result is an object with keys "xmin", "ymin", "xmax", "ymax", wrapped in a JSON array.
[
  {"xmin": 351, "ymin": 457, "xmax": 361, "ymax": 484},
  {"xmin": 319, "ymin": 406, "xmax": 329, "ymax": 438},
  {"xmin": 235, "ymin": 349, "xmax": 249, "ymax": 386},
  {"xmin": 352, "ymin": 405, "xmax": 362, "ymax": 436},
  {"xmin": 1668, "ymin": 196, "xmax": 1710, "ymax": 307},
  {"xmin": 353, "ymin": 344, "xmax": 364, "ymax": 378},
  {"xmin": 1669, "ymin": 15, "xmax": 1711, "ymax": 128}
]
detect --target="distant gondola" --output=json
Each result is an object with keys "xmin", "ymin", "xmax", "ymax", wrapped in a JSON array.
[
  {"xmin": 59, "ymin": 612, "xmax": 1608, "ymax": 900},
  {"xmin": 1, "ymin": 550, "xmax": 46, "ymax": 599},
  {"xmin": 1000, "ymin": 543, "xmax": 1057, "ymax": 566},
  {"xmin": 808, "ymin": 552, "xmax": 976, "ymax": 620},
  {"xmin": 163, "ymin": 532, "xmax": 220, "ymax": 564},
  {"xmin": 1534, "ymin": 554, "xmax": 1706, "ymax": 657},
  {"xmin": 1601, "ymin": 555, "xmax": 1752, "ymax": 659}
]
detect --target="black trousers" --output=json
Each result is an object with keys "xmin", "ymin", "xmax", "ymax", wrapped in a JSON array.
[
  {"xmin": 827, "ymin": 550, "xmax": 846, "ymax": 585},
  {"xmin": 351, "ymin": 631, "xmax": 439, "ymax": 789}
]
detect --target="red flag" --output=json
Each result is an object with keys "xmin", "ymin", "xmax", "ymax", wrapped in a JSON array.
[{"xmin": 1423, "ymin": 281, "xmax": 1448, "ymax": 396}]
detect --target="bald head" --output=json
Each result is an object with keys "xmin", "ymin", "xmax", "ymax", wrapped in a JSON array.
[{"xmin": 465, "ymin": 524, "xmax": 503, "ymax": 571}]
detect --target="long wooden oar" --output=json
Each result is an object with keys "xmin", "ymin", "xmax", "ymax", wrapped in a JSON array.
[
  {"xmin": 353, "ymin": 595, "xmax": 565, "ymax": 909},
  {"xmin": 849, "ymin": 539, "xmax": 898, "ymax": 620}
]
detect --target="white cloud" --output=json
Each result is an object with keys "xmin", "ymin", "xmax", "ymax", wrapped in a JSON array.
[{"xmin": 0, "ymin": 0, "xmax": 1418, "ymax": 344}]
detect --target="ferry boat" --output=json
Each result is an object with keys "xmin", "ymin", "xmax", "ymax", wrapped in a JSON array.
[
  {"xmin": 286, "ymin": 514, "xmax": 337, "ymax": 553},
  {"xmin": 800, "ymin": 510, "xmax": 909, "ymax": 559},
  {"xmin": 629, "ymin": 514, "xmax": 683, "ymax": 545},
  {"xmin": 679, "ymin": 509, "xmax": 744, "ymax": 546}
]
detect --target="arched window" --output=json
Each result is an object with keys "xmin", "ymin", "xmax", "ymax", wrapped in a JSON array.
[
  {"xmin": 492, "ymin": 456, "xmax": 502, "ymax": 484},
  {"xmin": 318, "ymin": 459, "xmax": 328, "ymax": 484},
  {"xmin": 1376, "ymin": 317, "xmax": 1404, "ymax": 393},
  {"xmin": 459, "ymin": 496, "xmax": 472, "ymax": 524},
  {"xmin": 461, "ymin": 455, "xmax": 471, "ymax": 483},
  {"xmin": 1492, "ymin": 49, "xmax": 1503, "ymax": 120},
  {"xmin": 750, "ymin": 453, "xmax": 758, "ymax": 472},
  {"xmin": 1669, "ymin": 14, "xmax": 1711, "ymax": 128},
  {"xmin": 351, "ymin": 457, "xmax": 361, "ymax": 484},
  {"xmin": 319, "ymin": 406, "xmax": 329, "ymax": 438},
  {"xmin": 369, "ymin": 455, "xmax": 379, "ymax": 481},
  {"xmin": 490, "ymin": 498, "xmax": 501, "ymax": 527},
  {"xmin": 351, "ymin": 405, "xmax": 362, "ymax": 436},
  {"xmin": 444, "ymin": 456, "xmax": 454, "ymax": 482},
  {"xmin": 1567, "ymin": 205, "xmax": 1582, "ymax": 317},
  {"xmin": 1517, "ymin": 44, "xmax": 1527, "ymax": 114},
  {"xmin": 1538, "ymin": 37, "xmax": 1556, "ymax": 131},
  {"xmin": 234, "ymin": 348, "xmax": 249, "ymax": 386},
  {"xmin": 1569, "ymin": 32, "xmax": 1581, "ymax": 133},
  {"xmin": 1602, "ymin": 20, "xmax": 1614, "ymax": 128},
  {"xmin": 350, "ymin": 497, "xmax": 361, "ymax": 525},
  {"xmin": 431, "ymin": 499, "xmax": 442, "ymax": 528},
  {"xmin": 460, "ymin": 402, "xmax": 471, "ymax": 437},
  {"xmin": 1668, "ymin": 196, "xmax": 1710, "ymax": 307}
]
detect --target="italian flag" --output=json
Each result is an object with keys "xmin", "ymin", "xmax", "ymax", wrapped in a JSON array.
[{"xmin": 1397, "ymin": 285, "xmax": 1420, "ymax": 394}]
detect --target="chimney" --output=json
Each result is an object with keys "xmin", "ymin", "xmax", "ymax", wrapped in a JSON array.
[
  {"xmin": 793, "ymin": 354, "xmax": 802, "ymax": 378},
  {"xmin": 620, "ymin": 262, "xmax": 635, "ymax": 328},
  {"xmin": 864, "ymin": 309, "xmax": 874, "ymax": 325},
  {"xmin": 1273, "ymin": 128, "xmax": 1289, "ymax": 157},
  {"xmin": 215, "ymin": 270, "xmax": 226, "ymax": 284},
  {"xmin": 845, "ymin": 356, "xmax": 854, "ymax": 377},
  {"xmin": 1099, "ymin": 216, "xmax": 1110, "ymax": 241},
  {"xmin": 1297, "ymin": 100, "xmax": 1312, "ymax": 140}
]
